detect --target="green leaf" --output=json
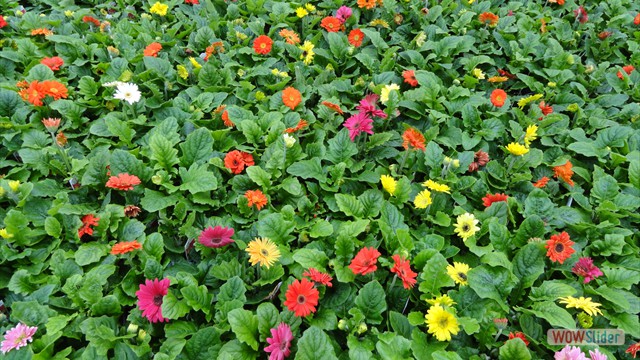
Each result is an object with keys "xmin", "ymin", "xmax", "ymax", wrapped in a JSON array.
[
  {"xmin": 110, "ymin": 149, "xmax": 147, "ymax": 180},
  {"xmin": 467, "ymin": 266, "xmax": 517, "ymax": 312},
  {"xmin": 530, "ymin": 281, "xmax": 577, "ymax": 301},
  {"xmin": 309, "ymin": 220, "xmax": 333, "ymax": 238},
  {"xmin": 44, "ymin": 217, "xmax": 62, "ymax": 237},
  {"xmin": 144, "ymin": 56, "xmax": 175, "ymax": 79},
  {"xmin": 587, "ymin": 234, "xmax": 625, "ymax": 256},
  {"xmin": 513, "ymin": 215, "xmax": 545, "ymax": 247},
  {"xmin": 354, "ymin": 281, "xmax": 387, "ymax": 325},
  {"xmin": 218, "ymin": 340, "xmax": 258, "ymax": 360},
  {"xmin": 389, "ymin": 311, "xmax": 413, "ymax": 339},
  {"xmin": 325, "ymin": 130, "xmax": 358, "ymax": 164},
  {"xmin": 257, "ymin": 303, "xmax": 281, "ymax": 339},
  {"xmin": 75, "ymin": 243, "xmax": 109, "ymax": 266},
  {"xmin": 11, "ymin": 301, "xmax": 55, "ymax": 326},
  {"xmin": 181, "ymin": 285, "xmax": 212, "ymax": 314},
  {"xmin": 180, "ymin": 128, "xmax": 214, "ymax": 167},
  {"xmin": 140, "ymin": 189, "xmax": 179, "ymax": 212},
  {"xmin": 348, "ymin": 334, "xmax": 375, "ymax": 360},
  {"xmin": 218, "ymin": 277, "xmax": 247, "ymax": 303},
  {"xmin": 295, "ymin": 326, "xmax": 338, "ymax": 360},
  {"xmin": 91, "ymin": 295, "xmax": 122, "ymax": 316},
  {"xmin": 184, "ymin": 327, "xmax": 220, "ymax": 360},
  {"xmin": 149, "ymin": 133, "xmax": 179, "ymax": 172},
  {"xmin": 179, "ymin": 164, "xmax": 218, "ymax": 194},
  {"xmin": 8, "ymin": 270, "xmax": 37, "ymax": 295},
  {"xmin": 161, "ymin": 290, "xmax": 191, "ymax": 320},
  {"xmin": 518, "ymin": 301, "xmax": 575, "ymax": 329},
  {"xmin": 606, "ymin": 312, "xmax": 640, "ymax": 338},
  {"xmin": 512, "ymin": 243, "xmax": 545, "ymax": 288},
  {"xmin": 418, "ymin": 253, "xmax": 455, "ymax": 296},
  {"xmin": 359, "ymin": 189, "xmax": 384, "ymax": 218},
  {"xmin": 499, "ymin": 339, "xmax": 531, "ymax": 360},
  {"xmin": 257, "ymin": 213, "xmax": 295, "ymax": 245},
  {"xmin": 228, "ymin": 309, "xmax": 259, "ymax": 351},
  {"xmin": 335, "ymin": 193, "xmax": 364, "ymax": 218},
  {"xmin": 361, "ymin": 29, "xmax": 389, "ymax": 50},
  {"xmin": 293, "ymin": 248, "xmax": 329, "ymax": 270},
  {"xmin": 376, "ymin": 332, "xmax": 412, "ymax": 360},
  {"xmin": 287, "ymin": 158, "xmax": 327, "ymax": 182},
  {"xmin": 246, "ymin": 166, "xmax": 271, "ymax": 188},
  {"xmin": 603, "ymin": 267, "xmax": 640, "ymax": 290},
  {"xmin": 592, "ymin": 167, "xmax": 620, "ymax": 200}
]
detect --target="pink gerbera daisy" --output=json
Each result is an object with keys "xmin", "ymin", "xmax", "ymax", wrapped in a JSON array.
[
  {"xmin": 571, "ymin": 257, "xmax": 603, "ymax": 284},
  {"xmin": 356, "ymin": 94, "xmax": 387, "ymax": 119},
  {"xmin": 136, "ymin": 278, "xmax": 170, "ymax": 323},
  {"xmin": 588, "ymin": 349, "xmax": 607, "ymax": 360},
  {"xmin": 198, "ymin": 225, "xmax": 235, "ymax": 248},
  {"xmin": 344, "ymin": 112, "xmax": 374, "ymax": 141},
  {"xmin": 264, "ymin": 323, "xmax": 293, "ymax": 360},
  {"xmin": 1, "ymin": 323, "xmax": 38, "ymax": 354},
  {"xmin": 554, "ymin": 345, "xmax": 588, "ymax": 360}
]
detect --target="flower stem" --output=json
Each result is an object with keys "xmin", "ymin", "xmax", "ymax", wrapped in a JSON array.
[
  {"xmin": 494, "ymin": 329, "xmax": 503, "ymax": 342},
  {"xmin": 398, "ymin": 151, "xmax": 410, "ymax": 175}
]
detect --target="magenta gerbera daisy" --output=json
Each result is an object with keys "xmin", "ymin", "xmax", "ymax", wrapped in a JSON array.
[
  {"xmin": 571, "ymin": 257, "xmax": 603, "ymax": 284},
  {"xmin": 198, "ymin": 225, "xmax": 235, "ymax": 248},
  {"xmin": 136, "ymin": 278, "xmax": 170, "ymax": 323},
  {"xmin": 264, "ymin": 323, "xmax": 293, "ymax": 360},
  {"xmin": 344, "ymin": 112, "xmax": 374, "ymax": 141},
  {"xmin": 1, "ymin": 323, "xmax": 37, "ymax": 354}
]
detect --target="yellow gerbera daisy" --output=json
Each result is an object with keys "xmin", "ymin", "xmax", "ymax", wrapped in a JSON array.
[
  {"xmin": 524, "ymin": 125, "xmax": 538, "ymax": 147},
  {"xmin": 369, "ymin": 19, "xmax": 390, "ymax": 28},
  {"xmin": 299, "ymin": 41, "xmax": 315, "ymax": 65},
  {"xmin": 425, "ymin": 305, "xmax": 460, "ymax": 341},
  {"xmin": 558, "ymin": 296, "xmax": 603, "ymax": 317},
  {"xmin": 446, "ymin": 262, "xmax": 470, "ymax": 285},
  {"xmin": 453, "ymin": 212, "xmax": 479, "ymax": 241},
  {"xmin": 176, "ymin": 65, "xmax": 189, "ymax": 80},
  {"xmin": 426, "ymin": 294, "xmax": 457, "ymax": 307},
  {"xmin": 422, "ymin": 180, "xmax": 451, "ymax": 194},
  {"xmin": 380, "ymin": 84, "xmax": 400, "ymax": 104},
  {"xmin": 149, "ymin": 2, "xmax": 168, "ymax": 16},
  {"xmin": 8, "ymin": 180, "xmax": 20, "ymax": 192},
  {"xmin": 472, "ymin": 68, "xmax": 485, "ymax": 80},
  {"xmin": 505, "ymin": 142, "xmax": 529, "ymax": 156},
  {"xmin": 295, "ymin": 7, "xmax": 308, "ymax": 18},
  {"xmin": 189, "ymin": 57, "xmax": 202, "ymax": 69},
  {"xmin": 517, "ymin": 94, "xmax": 543, "ymax": 109},
  {"xmin": 304, "ymin": 3, "xmax": 316, "ymax": 11},
  {"xmin": 413, "ymin": 190, "xmax": 432, "ymax": 209},
  {"xmin": 245, "ymin": 238, "xmax": 281, "ymax": 269},
  {"xmin": 380, "ymin": 175, "xmax": 397, "ymax": 196}
]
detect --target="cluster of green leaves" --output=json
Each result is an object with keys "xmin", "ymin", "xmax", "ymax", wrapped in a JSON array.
[{"xmin": 1, "ymin": 0, "xmax": 639, "ymax": 359}]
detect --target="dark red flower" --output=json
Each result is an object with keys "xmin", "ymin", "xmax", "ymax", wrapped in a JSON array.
[
  {"xmin": 468, "ymin": 150, "xmax": 490, "ymax": 172},
  {"xmin": 598, "ymin": 31, "xmax": 612, "ymax": 40},
  {"xmin": 573, "ymin": 6, "xmax": 588, "ymax": 24},
  {"xmin": 539, "ymin": 101, "xmax": 553, "ymax": 116},
  {"xmin": 224, "ymin": 150, "xmax": 254, "ymax": 174}
]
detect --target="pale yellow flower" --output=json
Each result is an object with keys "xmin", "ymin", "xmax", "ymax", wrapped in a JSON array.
[
  {"xmin": 380, "ymin": 84, "xmax": 400, "ymax": 104},
  {"xmin": 413, "ymin": 190, "xmax": 432, "ymax": 209},
  {"xmin": 422, "ymin": 179, "xmax": 451, "ymax": 194},
  {"xmin": 8, "ymin": 180, "xmax": 20, "ymax": 192},
  {"xmin": 0, "ymin": 228, "xmax": 13, "ymax": 239},
  {"xmin": 517, "ymin": 94, "xmax": 543, "ymax": 109},
  {"xmin": 64, "ymin": 10, "xmax": 75, "ymax": 17},
  {"xmin": 472, "ymin": 68, "xmax": 485, "ymax": 80},
  {"xmin": 304, "ymin": 3, "xmax": 316, "ymax": 11},
  {"xmin": 426, "ymin": 294, "xmax": 457, "ymax": 307}
]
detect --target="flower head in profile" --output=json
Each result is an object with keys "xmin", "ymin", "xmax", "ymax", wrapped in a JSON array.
[
  {"xmin": 198, "ymin": 226, "xmax": 234, "ymax": 248},
  {"xmin": 402, "ymin": 128, "xmax": 426, "ymax": 150},
  {"xmin": 588, "ymin": 349, "xmax": 607, "ymax": 360},
  {"xmin": 344, "ymin": 112, "xmax": 374, "ymax": 141},
  {"xmin": 349, "ymin": 247, "xmax": 381, "ymax": 275},
  {"xmin": 533, "ymin": 176, "xmax": 550, "ymax": 188},
  {"xmin": 545, "ymin": 232, "xmax": 575, "ymax": 264},
  {"xmin": 224, "ymin": 150, "xmax": 254, "ymax": 174},
  {"xmin": 78, "ymin": 214, "xmax": 100, "ymax": 238},
  {"xmin": 539, "ymin": 101, "xmax": 553, "ymax": 116},
  {"xmin": 479, "ymin": 12, "xmax": 499, "ymax": 27},
  {"xmin": 278, "ymin": 29, "xmax": 300, "ymax": 45},
  {"xmin": 490, "ymin": 89, "xmax": 507, "ymax": 107},
  {"xmin": 282, "ymin": 87, "xmax": 302, "ymax": 110},
  {"xmin": 42, "ymin": 118, "xmax": 61, "ymax": 133},
  {"xmin": 106, "ymin": 173, "xmax": 141, "ymax": 191},
  {"xmin": 627, "ymin": 342, "xmax": 640, "ymax": 358},
  {"xmin": 413, "ymin": 190, "xmax": 432, "ymax": 209},
  {"xmin": 284, "ymin": 278, "xmax": 319, "ymax": 317},
  {"xmin": 150, "ymin": 2, "xmax": 169, "ymax": 16},
  {"xmin": 303, "ymin": 268, "xmax": 333, "ymax": 287},
  {"xmin": 380, "ymin": 84, "xmax": 400, "ymax": 104},
  {"xmin": 336, "ymin": 6, "xmax": 352, "ymax": 23},
  {"xmin": 517, "ymin": 94, "xmax": 543, "ymax": 109},
  {"xmin": 357, "ymin": 94, "xmax": 386, "ymax": 118},
  {"xmin": 454, "ymin": 213, "xmax": 480, "ymax": 241},
  {"xmin": 380, "ymin": 175, "xmax": 397, "ymax": 196},
  {"xmin": 447, "ymin": 262, "xmax": 470, "ymax": 285},
  {"xmin": 246, "ymin": 237, "xmax": 280, "ymax": 268},
  {"xmin": 426, "ymin": 294, "xmax": 456, "ymax": 307},
  {"xmin": 553, "ymin": 161, "xmax": 575, "ymax": 186},
  {"xmin": 422, "ymin": 179, "xmax": 451, "ymax": 194},
  {"xmin": 524, "ymin": 125, "xmax": 538, "ymax": 147},
  {"xmin": 571, "ymin": 257, "xmax": 603, "ymax": 284},
  {"xmin": 507, "ymin": 332, "xmax": 530, "ymax": 346},
  {"xmin": 425, "ymin": 305, "xmax": 459, "ymax": 341},
  {"xmin": 505, "ymin": 142, "xmax": 529, "ymax": 156},
  {"xmin": 41, "ymin": 57, "xmax": 64, "ymax": 71},
  {"xmin": 390, "ymin": 255, "xmax": 418, "ymax": 289},
  {"xmin": 143, "ymin": 42, "xmax": 162, "ymax": 57},
  {"xmin": 0, "ymin": 229, "xmax": 12, "ymax": 239},
  {"xmin": 136, "ymin": 278, "xmax": 170, "ymax": 323},
  {"xmin": 253, "ymin": 35, "xmax": 273, "ymax": 55},
  {"xmin": 245, "ymin": 189, "xmax": 268, "ymax": 210},
  {"xmin": 348, "ymin": 29, "xmax": 364, "ymax": 47},
  {"xmin": 403, "ymin": 70, "xmax": 418, "ymax": 87},
  {"xmin": 573, "ymin": 6, "xmax": 588, "ymax": 24},
  {"xmin": 1, "ymin": 323, "xmax": 38, "ymax": 354},
  {"xmin": 554, "ymin": 345, "xmax": 587, "ymax": 360},
  {"xmin": 111, "ymin": 240, "xmax": 143, "ymax": 255},
  {"xmin": 482, "ymin": 193, "xmax": 508, "ymax": 208},
  {"xmin": 617, "ymin": 65, "xmax": 635, "ymax": 80},
  {"xmin": 468, "ymin": 150, "xmax": 490, "ymax": 172},
  {"xmin": 113, "ymin": 82, "xmax": 141, "ymax": 104},
  {"xmin": 264, "ymin": 323, "xmax": 293, "ymax": 360},
  {"xmin": 558, "ymin": 296, "xmax": 602, "ymax": 316}
]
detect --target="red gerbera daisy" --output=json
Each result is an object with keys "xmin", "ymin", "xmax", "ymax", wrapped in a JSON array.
[
  {"xmin": 635, "ymin": 14, "xmax": 640, "ymax": 26},
  {"xmin": 553, "ymin": 161, "xmax": 574, "ymax": 187},
  {"xmin": 111, "ymin": 240, "xmax": 143, "ymax": 255},
  {"xmin": 245, "ymin": 189, "xmax": 268, "ymax": 210},
  {"xmin": 545, "ymin": 232, "xmax": 575, "ymax": 264},
  {"xmin": 82, "ymin": 16, "xmax": 100, "ymax": 26},
  {"xmin": 539, "ymin": 101, "xmax": 553, "ymax": 116},
  {"xmin": 283, "ymin": 278, "xmax": 319, "ymax": 317},
  {"xmin": 321, "ymin": 101, "xmax": 344, "ymax": 115},
  {"xmin": 41, "ymin": 57, "xmax": 64, "ymax": 71},
  {"xmin": 571, "ymin": 257, "xmax": 603, "ymax": 284},
  {"xmin": 303, "ymin": 268, "xmax": 333, "ymax": 287},
  {"xmin": 224, "ymin": 150, "xmax": 254, "ymax": 174},
  {"xmin": 253, "ymin": 35, "xmax": 273, "ymax": 55},
  {"xmin": 0, "ymin": 15, "xmax": 7, "ymax": 29},
  {"xmin": 507, "ymin": 332, "xmax": 530, "ymax": 346},
  {"xmin": 106, "ymin": 173, "xmax": 141, "ymax": 191},
  {"xmin": 349, "ymin": 247, "xmax": 381, "ymax": 276},
  {"xmin": 482, "ymin": 193, "xmax": 508, "ymax": 207},
  {"xmin": 490, "ymin": 89, "xmax": 507, "ymax": 107},
  {"xmin": 348, "ymin": 29, "xmax": 364, "ymax": 47},
  {"xmin": 627, "ymin": 342, "xmax": 640, "ymax": 358},
  {"xmin": 136, "ymin": 278, "xmax": 170, "ymax": 323},
  {"xmin": 78, "ymin": 214, "xmax": 100, "ymax": 238},
  {"xmin": 390, "ymin": 255, "xmax": 417, "ymax": 289},
  {"xmin": 402, "ymin": 70, "xmax": 418, "ymax": 87},
  {"xmin": 617, "ymin": 65, "xmax": 635, "ymax": 79},
  {"xmin": 532, "ymin": 176, "xmax": 550, "ymax": 188},
  {"xmin": 198, "ymin": 226, "xmax": 235, "ymax": 248}
]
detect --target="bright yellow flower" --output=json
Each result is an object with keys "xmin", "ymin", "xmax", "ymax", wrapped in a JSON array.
[
  {"xmin": 422, "ymin": 179, "xmax": 451, "ymax": 194},
  {"xmin": 426, "ymin": 294, "xmax": 456, "ymax": 307},
  {"xmin": 380, "ymin": 84, "xmax": 400, "ymax": 104},
  {"xmin": 245, "ymin": 238, "xmax": 281, "ymax": 269},
  {"xmin": 472, "ymin": 68, "xmax": 485, "ymax": 80},
  {"xmin": 447, "ymin": 262, "xmax": 470, "ymax": 285},
  {"xmin": 299, "ymin": 41, "xmax": 315, "ymax": 65},
  {"xmin": 177, "ymin": 65, "xmax": 188, "ymax": 80},
  {"xmin": 295, "ymin": 7, "xmax": 308, "ymax": 18},
  {"xmin": 517, "ymin": 94, "xmax": 543, "ymax": 109},
  {"xmin": 413, "ymin": 190, "xmax": 432, "ymax": 209},
  {"xmin": 0, "ymin": 228, "xmax": 13, "ymax": 239},
  {"xmin": 150, "ymin": 2, "xmax": 168, "ymax": 16},
  {"xmin": 505, "ymin": 142, "xmax": 529, "ymax": 156},
  {"xmin": 8, "ymin": 180, "xmax": 20, "ymax": 192},
  {"xmin": 524, "ymin": 125, "xmax": 538, "ymax": 147},
  {"xmin": 425, "ymin": 305, "xmax": 460, "ymax": 341},
  {"xmin": 454, "ymin": 212, "xmax": 479, "ymax": 241},
  {"xmin": 369, "ymin": 19, "xmax": 390, "ymax": 28},
  {"xmin": 304, "ymin": 3, "xmax": 316, "ymax": 11},
  {"xmin": 380, "ymin": 175, "xmax": 397, "ymax": 196},
  {"xmin": 64, "ymin": 10, "xmax": 75, "ymax": 17},
  {"xmin": 189, "ymin": 57, "xmax": 202, "ymax": 69},
  {"xmin": 558, "ymin": 296, "xmax": 603, "ymax": 317}
]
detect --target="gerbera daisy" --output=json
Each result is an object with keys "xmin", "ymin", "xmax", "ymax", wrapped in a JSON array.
[
  {"xmin": 321, "ymin": 101, "xmax": 344, "ymax": 114},
  {"xmin": 56, "ymin": 132, "xmax": 67, "ymax": 146},
  {"xmin": 349, "ymin": 247, "xmax": 381, "ymax": 275},
  {"xmin": 320, "ymin": 16, "xmax": 342, "ymax": 32},
  {"xmin": 143, "ymin": 42, "xmax": 162, "ymax": 57},
  {"xmin": 545, "ymin": 232, "xmax": 575, "ymax": 264},
  {"xmin": 31, "ymin": 28, "xmax": 54, "ymax": 36},
  {"xmin": 482, "ymin": 193, "xmax": 508, "ymax": 207},
  {"xmin": 224, "ymin": 150, "xmax": 254, "ymax": 174},
  {"xmin": 198, "ymin": 226, "xmax": 234, "ymax": 248},
  {"xmin": 553, "ymin": 161, "xmax": 575, "ymax": 186},
  {"xmin": 627, "ymin": 342, "xmax": 640, "ymax": 358},
  {"xmin": 124, "ymin": 205, "xmax": 141, "ymax": 218},
  {"xmin": 505, "ymin": 142, "xmax": 529, "ymax": 156},
  {"xmin": 1, "ymin": 323, "xmax": 38, "ymax": 354},
  {"xmin": 422, "ymin": 179, "xmax": 451, "ymax": 193},
  {"xmin": 490, "ymin": 89, "xmax": 507, "ymax": 107},
  {"xmin": 402, "ymin": 128, "xmax": 426, "ymax": 150},
  {"xmin": 357, "ymin": 0, "xmax": 377, "ymax": 10},
  {"xmin": 41, "ymin": 118, "xmax": 61, "ymax": 132},
  {"xmin": 113, "ymin": 82, "xmax": 141, "ymax": 104},
  {"xmin": 253, "ymin": 35, "xmax": 273, "ymax": 55},
  {"xmin": 41, "ymin": 57, "xmax": 64, "ymax": 71},
  {"xmin": 425, "ymin": 305, "xmax": 459, "ymax": 341},
  {"xmin": 357, "ymin": 94, "xmax": 386, "ymax": 118},
  {"xmin": 446, "ymin": 262, "xmax": 470, "ymax": 285},
  {"xmin": 574, "ymin": 6, "xmax": 588, "ymax": 24},
  {"xmin": 284, "ymin": 278, "xmax": 319, "ymax": 317},
  {"xmin": 17, "ymin": 80, "xmax": 45, "ymax": 106},
  {"xmin": 380, "ymin": 175, "xmax": 397, "ymax": 196},
  {"xmin": 524, "ymin": 125, "xmax": 538, "ymax": 147},
  {"xmin": 348, "ymin": 29, "xmax": 365, "ymax": 47},
  {"xmin": 0, "ymin": 229, "xmax": 12, "ymax": 239},
  {"xmin": 278, "ymin": 29, "xmax": 300, "ymax": 45},
  {"xmin": 110, "ymin": 240, "xmax": 143, "ymax": 255},
  {"xmin": 221, "ymin": 110, "xmax": 234, "ymax": 127},
  {"xmin": 635, "ymin": 14, "xmax": 640, "ymax": 26},
  {"xmin": 149, "ymin": 2, "xmax": 169, "ymax": 16},
  {"xmin": 264, "ymin": 323, "xmax": 293, "ymax": 360},
  {"xmin": 380, "ymin": 84, "xmax": 400, "ymax": 104},
  {"xmin": 0, "ymin": 15, "xmax": 7, "ymax": 29},
  {"xmin": 589, "ymin": 349, "xmax": 607, "ymax": 360},
  {"xmin": 472, "ymin": 68, "xmax": 485, "ymax": 80},
  {"xmin": 245, "ymin": 237, "xmax": 280, "ymax": 268},
  {"xmin": 303, "ymin": 268, "xmax": 333, "ymax": 287},
  {"xmin": 454, "ymin": 213, "xmax": 480, "ymax": 241},
  {"xmin": 468, "ymin": 150, "xmax": 489, "ymax": 172},
  {"xmin": 517, "ymin": 94, "xmax": 543, "ymax": 109},
  {"xmin": 571, "ymin": 257, "xmax": 603, "ymax": 284},
  {"xmin": 136, "ymin": 278, "xmax": 170, "ymax": 323},
  {"xmin": 185, "ymin": 0, "xmax": 199, "ymax": 4},
  {"xmin": 478, "ymin": 12, "xmax": 499, "ymax": 27},
  {"xmin": 78, "ymin": 214, "xmax": 100, "ymax": 238},
  {"xmin": 298, "ymin": 41, "xmax": 315, "ymax": 64},
  {"xmin": 558, "ymin": 296, "xmax": 602, "ymax": 316},
  {"xmin": 245, "ymin": 189, "xmax": 268, "ymax": 210},
  {"xmin": 548, "ymin": 0, "xmax": 565, "ymax": 4},
  {"xmin": 390, "ymin": 255, "xmax": 418, "ymax": 289},
  {"xmin": 402, "ymin": 70, "xmax": 418, "ymax": 87},
  {"xmin": 539, "ymin": 101, "xmax": 553, "ymax": 116},
  {"xmin": 106, "ymin": 173, "xmax": 141, "ymax": 191},
  {"xmin": 426, "ymin": 294, "xmax": 456, "ymax": 307},
  {"xmin": 533, "ymin": 176, "xmax": 550, "ymax": 188},
  {"xmin": 413, "ymin": 190, "xmax": 432, "ymax": 209},
  {"xmin": 488, "ymin": 76, "xmax": 509, "ymax": 83},
  {"xmin": 282, "ymin": 87, "xmax": 302, "ymax": 110},
  {"xmin": 554, "ymin": 345, "xmax": 587, "ymax": 360},
  {"xmin": 284, "ymin": 119, "xmax": 308, "ymax": 133},
  {"xmin": 336, "ymin": 6, "xmax": 352, "ymax": 23},
  {"xmin": 344, "ymin": 112, "xmax": 374, "ymax": 141},
  {"xmin": 508, "ymin": 332, "xmax": 529, "ymax": 346},
  {"xmin": 40, "ymin": 80, "xmax": 69, "ymax": 101}
]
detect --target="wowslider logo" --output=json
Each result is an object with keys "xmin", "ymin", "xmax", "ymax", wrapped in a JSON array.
[{"xmin": 547, "ymin": 329, "xmax": 625, "ymax": 346}]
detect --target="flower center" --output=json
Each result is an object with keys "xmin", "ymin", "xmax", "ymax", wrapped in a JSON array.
[
  {"xmin": 261, "ymin": 43, "xmax": 266, "ymax": 49},
  {"xmin": 439, "ymin": 317, "xmax": 449, "ymax": 328},
  {"xmin": 458, "ymin": 272, "xmax": 467, "ymax": 281},
  {"xmin": 462, "ymin": 224, "xmax": 470, "ymax": 232},
  {"xmin": 153, "ymin": 295, "xmax": 163, "ymax": 306},
  {"xmin": 125, "ymin": 92, "xmax": 131, "ymax": 97},
  {"xmin": 261, "ymin": 249, "xmax": 269, "ymax": 256},
  {"xmin": 297, "ymin": 295, "xmax": 306, "ymax": 304},
  {"xmin": 555, "ymin": 243, "xmax": 564, "ymax": 253}
]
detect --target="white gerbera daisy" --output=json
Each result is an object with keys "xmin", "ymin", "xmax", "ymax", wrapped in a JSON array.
[{"xmin": 113, "ymin": 82, "xmax": 141, "ymax": 104}]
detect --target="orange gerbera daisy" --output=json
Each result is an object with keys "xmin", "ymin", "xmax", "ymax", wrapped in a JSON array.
[
  {"xmin": 31, "ymin": 28, "xmax": 53, "ymax": 36},
  {"xmin": 245, "ymin": 189, "xmax": 268, "ymax": 210},
  {"xmin": 221, "ymin": 110, "xmax": 234, "ymax": 127},
  {"xmin": 282, "ymin": 87, "xmax": 302, "ymax": 110},
  {"xmin": 321, "ymin": 101, "xmax": 344, "ymax": 114},
  {"xmin": 545, "ymin": 232, "xmax": 575, "ymax": 264},
  {"xmin": 403, "ymin": 70, "xmax": 418, "ymax": 87},
  {"xmin": 111, "ymin": 240, "xmax": 143, "ymax": 255},
  {"xmin": 284, "ymin": 119, "xmax": 309, "ymax": 133},
  {"xmin": 320, "ymin": 16, "xmax": 342, "ymax": 32},
  {"xmin": 106, "ymin": 173, "xmax": 141, "ymax": 191},
  {"xmin": 532, "ymin": 176, "xmax": 550, "ymax": 188},
  {"xmin": 41, "ymin": 57, "xmax": 64, "ymax": 71},
  {"xmin": 490, "ymin": 89, "xmax": 507, "ymax": 107},
  {"xmin": 488, "ymin": 76, "xmax": 509, "ymax": 83},
  {"xmin": 224, "ymin": 150, "xmax": 254, "ymax": 174},
  {"xmin": 78, "ymin": 214, "xmax": 100, "ymax": 238},
  {"xmin": 253, "ymin": 35, "xmax": 273, "ymax": 55},
  {"xmin": 17, "ymin": 81, "xmax": 46, "ymax": 106},
  {"xmin": 143, "ymin": 42, "xmax": 162, "ymax": 57},
  {"xmin": 549, "ymin": 0, "xmax": 565, "ymax": 4},
  {"xmin": 40, "ymin": 80, "xmax": 69, "ymax": 100},
  {"xmin": 357, "ymin": 0, "xmax": 377, "ymax": 9},
  {"xmin": 553, "ymin": 161, "xmax": 574, "ymax": 186},
  {"xmin": 348, "ymin": 29, "xmax": 364, "ymax": 47},
  {"xmin": 402, "ymin": 128, "xmax": 426, "ymax": 151},
  {"xmin": 278, "ymin": 29, "xmax": 300, "ymax": 45},
  {"xmin": 479, "ymin": 12, "xmax": 499, "ymax": 27}
]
